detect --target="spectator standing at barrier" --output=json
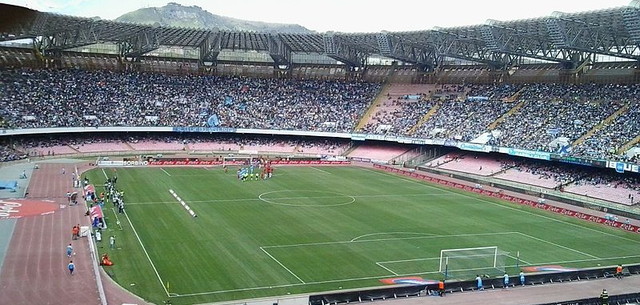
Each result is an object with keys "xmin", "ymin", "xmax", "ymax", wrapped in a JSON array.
[
  {"xmin": 519, "ymin": 271, "xmax": 525, "ymax": 286},
  {"xmin": 68, "ymin": 260, "xmax": 75, "ymax": 275},
  {"xmin": 616, "ymin": 264, "xmax": 623, "ymax": 279},
  {"xmin": 601, "ymin": 289, "xmax": 609, "ymax": 305},
  {"xmin": 475, "ymin": 275, "xmax": 484, "ymax": 291}
]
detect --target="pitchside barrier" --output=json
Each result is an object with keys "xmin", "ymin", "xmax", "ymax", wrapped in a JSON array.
[{"xmin": 308, "ymin": 264, "xmax": 640, "ymax": 305}]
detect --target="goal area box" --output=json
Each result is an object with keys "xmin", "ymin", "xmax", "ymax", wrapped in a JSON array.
[{"xmin": 439, "ymin": 246, "xmax": 507, "ymax": 279}]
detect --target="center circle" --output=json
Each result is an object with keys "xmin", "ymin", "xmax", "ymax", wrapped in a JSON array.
[{"xmin": 258, "ymin": 190, "xmax": 356, "ymax": 207}]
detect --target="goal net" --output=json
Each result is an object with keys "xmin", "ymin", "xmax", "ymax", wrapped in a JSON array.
[{"xmin": 439, "ymin": 246, "xmax": 507, "ymax": 279}]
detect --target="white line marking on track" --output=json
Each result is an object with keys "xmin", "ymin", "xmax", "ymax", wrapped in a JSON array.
[{"xmin": 259, "ymin": 247, "xmax": 305, "ymax": 284}]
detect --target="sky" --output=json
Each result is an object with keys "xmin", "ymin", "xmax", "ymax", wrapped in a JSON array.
[{"xmin": 1, "ymin": 0, "xmax": 635, "ymax": 33}]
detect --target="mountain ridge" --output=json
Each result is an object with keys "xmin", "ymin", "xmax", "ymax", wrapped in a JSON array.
[{"xmin": 115, "ymin": 2, "xmax": 312, "ymax": 33}]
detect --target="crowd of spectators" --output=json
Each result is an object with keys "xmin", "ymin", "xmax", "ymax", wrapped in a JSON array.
[
  {"xmin": 360, "ymin": 97, "xmax": 436, "ymax": 135},
  {"xmin": 0, "ymin": 140, "xmax": 26, "ymax": 162},
  {"xmin": 413, "ymin": 99, "xmax": 513, "ymax": 142},
  {"xmin": 500, "ymin": 159, "xmax": 585, "ymax": 186},
  {"xmin": 571, "ymin": 103, "xmax": 640, "ymax": 162},
  {"xmin": 3, "ymin": 67, "xmax": 640, "ymax": 163},
  {"xmin": 492, "ymin": 99, "xmax": 622, "ymax": 152},
  {"xmin": 0, "ymin": 68, "xmax": 380, "ymax": 132},
  {"xmin": 464, "ymin": 83, "xmax": 523, "ymax": 100}
]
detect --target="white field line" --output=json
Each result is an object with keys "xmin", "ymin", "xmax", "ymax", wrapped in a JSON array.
[
  {"xmin": 506, "ymin": 253, "xmax": 532, "ymax": 265},
  {"xmin": 262, "ymin": 232, "xmax": 520, "ymax": 249},
  {"xmin": 378, "ymin": 256, "xmax": 441, "ymax": 264},
  {"xmin": 124, "ymin": 192, "xmax": 451, "ymax": 206},
  {"xmin": 310, "ymin": 167, "xmax": 331, "ymax": 174},
  {"xmin": 375, "ymin": 262, "xmax": 398, "ymax": 275},
  {"xmin": 123, "ymin": 209, "xmax": 170, "ymax": 297},
  {"xmin": 259, "ymin": 247, "xmax": 305, "ymax": 284},
  {"xmin": 362, "ymin": 168, "xmax": 640, "ymax": 245},
  {"xmin": 110, "ymin": 208, "xmax": 123, "ymax": 231},
  {"xmin": 170, "ymin": 253, "xmax": 640, "ymax": 298},
  {"xmin": 160, "ymin": 168, "xmax": 172, "ymax": 176},
  {"xmin": 515, "ymin": 232, "xmax": 600, "ymax": 259},
  {"xmin": 350, "ymin": 231, "xmax": 437, "ymax": 242},
  {"xmin": 101, "ymin": 168, "xmax": 109, "ymax": 179}
]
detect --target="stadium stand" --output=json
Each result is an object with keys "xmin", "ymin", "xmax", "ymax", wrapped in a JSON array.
[
  {"xmin": 0, "ymin": 68, "xmax": 380, "ymax": 132},
  {"xmin": 1, "ymin": 3, "xmax": 640, "ymax": 305}
]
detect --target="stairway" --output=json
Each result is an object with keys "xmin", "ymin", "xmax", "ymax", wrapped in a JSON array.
[
  {"xmin": 123, "ymin": 141, "xmax": 136, "ymax": 151},
  {"xmin": 354, "ymin": 84, "xmax": 390, "ymax": 131},
  {"xmin": 407, "ymin": 101, "xmax": 441, "ymax": 135},
  {"xmin": 341, "ymin": 143, "xmax": 359, "ymax": 157},
  {"xmin": 487, "ymin": 100, "xmax": 526, "ymax": 130},
  {"xmin": 617, "ymin": 134, "xmax": 640, "ymax": 155},
  {"xmin": 571, "ymin": 103, "xmax": 629, "ymax": 147},
  {"xmin": 506, "ymin": 86, "xmax": 527, "ymax": 102}
]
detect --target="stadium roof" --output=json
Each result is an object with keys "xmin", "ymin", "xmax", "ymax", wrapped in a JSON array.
[{"xmin": 1, "ymin": 2, "xmax": 640, "ymax": 70}]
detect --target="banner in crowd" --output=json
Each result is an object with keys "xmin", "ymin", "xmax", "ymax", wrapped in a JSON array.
[
  {"xmin": 373, "ymin": 164, "xmax": 640, "ymax": 233},
  {"xmin": 173, "ymin": 126, "xmax": 237, "ymax": 133},
  {"xmin": 98, "ymin": 160, "xmax": 351, "ymax": 167},
  {"xmin": 606, "ymin": 161, "xmax": 639, "ymax": 173},
  {"xmin": 500, "ymin": 147, "xmax": 551, "ymax": 160},
  {"xmin": 458, "ymin": 142, "xmax": 492, "ymax": 153}
]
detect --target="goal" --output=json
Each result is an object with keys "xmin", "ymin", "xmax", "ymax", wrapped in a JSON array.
[{"xmin": 439, "ymin": 246, "xmax": 507, "ymax": 279}]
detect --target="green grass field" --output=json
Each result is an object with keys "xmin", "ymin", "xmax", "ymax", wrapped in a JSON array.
[{"xmin": 84, "ymin": 166, "xmax": 640, "ymax": 305}]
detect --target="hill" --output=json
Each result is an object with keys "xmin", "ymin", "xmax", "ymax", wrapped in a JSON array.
[{"xmin": 115, "ymin": 2, "xmax": 312, "ymax": 33}]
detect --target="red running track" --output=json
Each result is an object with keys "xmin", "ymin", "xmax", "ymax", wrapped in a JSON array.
[{"xmin": 0, "ymin": 163, "xmax": 150, "ymax": 305}]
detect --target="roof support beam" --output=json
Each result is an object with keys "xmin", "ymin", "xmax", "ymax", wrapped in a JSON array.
[
  {"xmin": 119, "ymin": 28, "xmax": 159, "ymax": 59},
  {"xmin": 323, "ymin": 33, "xmax": 367, "ymax": 68},
  {"xmin": 378, "ymin": 33, "xmax": 438, "ymax": 71},
  {"xmin": 268, "ymin": 34, "xmax": 292, "ymax": 69},
  {"xmin": 199, "ymin": 31, "xmax": 220, "ymax": 64}
]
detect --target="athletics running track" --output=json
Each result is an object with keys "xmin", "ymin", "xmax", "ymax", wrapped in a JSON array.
[{"xmin": 0, "ymin": 162, "xmax": 150, "ymax": 305}]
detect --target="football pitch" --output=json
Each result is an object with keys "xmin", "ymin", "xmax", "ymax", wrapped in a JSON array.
[{"xmin": 85, "ymin": 166, "xmax": 640, "ymax": 305}]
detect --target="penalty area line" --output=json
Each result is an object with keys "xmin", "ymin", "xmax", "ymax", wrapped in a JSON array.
[
  {"xmin": 375, "ymin": 262, "xmax": 398, "ymax": 276},
  {"xmin": 260, "ymin": 247, "xmax": 305, "ymax": 284},
  {"xmin": 160, "ymin": 168, "xmax": 172, "ymax": 176}
]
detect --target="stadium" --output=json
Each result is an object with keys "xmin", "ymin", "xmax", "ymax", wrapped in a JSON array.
[{"xmin": 1, "ymin": 1, "xmax": 640, "ymax": 305}]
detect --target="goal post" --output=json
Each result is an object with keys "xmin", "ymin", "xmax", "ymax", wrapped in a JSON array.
[{"xmin": 439, "ymin": 246, "xmax": 507, "ymax": 279}]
